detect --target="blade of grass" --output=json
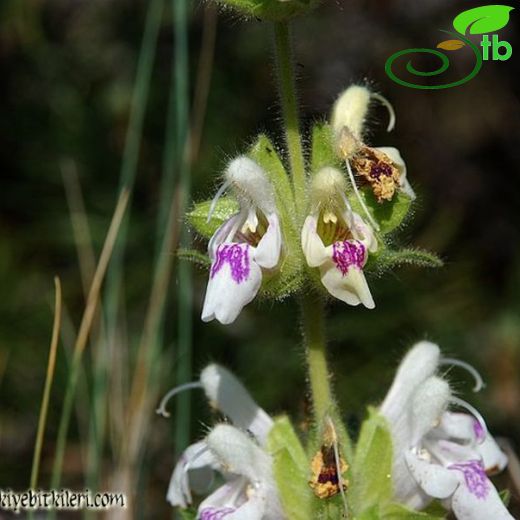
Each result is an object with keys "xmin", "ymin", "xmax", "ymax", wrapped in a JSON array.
[
  {"xmin": 61, "ymin": 158, "xmax": 109, "ymax": 500},
  {"xmin": 104, "ymin": 0, "xmax": 164, "ymax": 333},
  {"xmin": 30, "ymin": 277, "xmax": 62, "ymax": 491},
  {"xmin": 0, "ymin": 348, "xmax": 9, "ymax": 390},
  {"xmin": 61, "ymin": 159, "xmax": 96, "ymax": 298},
  {"xmin": 117, "ymin": 0, "xmax": 194, "ymax": 509},
  {"xmin": 173, "ymin": 0, "xmax": 193, "ymax": 458},
  {"xmin": 187, "ymin": 4, "xmax": 217, "ymax": 165},
  {"xmin": 125, "ymin": 192, "xmax": 180, "ymax": 465},
  {"xmin": 85, "ymin": 0, "xmax": 163, "ymax": 508},
  {"xmin": 50, "ymin": 188, "xmax": 130, "ymax": 494}
]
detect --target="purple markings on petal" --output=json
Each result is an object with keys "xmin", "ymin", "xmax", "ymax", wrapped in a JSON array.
[
  {"xmin": 473, "ymin": 419, "xmax": 486, "ymax": 443},
  {"xmin": 332, "ymin": 240, "xmax": 366, "ymax": 276},
  {"xmin": 449, "ymin": 460, "xmax": 489, "ymax": 499},
  {"xmin": 200, "ymin": 507, "xmax": 236, "ymax": 520},
  {"xmin": 211, "ymin": 243, "xmax": 250, "ymax": 284}
]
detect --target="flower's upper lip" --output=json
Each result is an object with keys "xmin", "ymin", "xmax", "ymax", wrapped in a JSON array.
[
  {"xmin": 165, "ymin": 365, "xmax": 280, "ymax": 516},
  {"xmin": 224, "ymin": 156, "xmax": 276, "ymax": 215},
  {"xmin": 200, "ymin": 364, "xmax": 274, "ymax": 445},
  {"xmin": 380, "ymin": 341, "xmax": 441, "ymax": 422}
]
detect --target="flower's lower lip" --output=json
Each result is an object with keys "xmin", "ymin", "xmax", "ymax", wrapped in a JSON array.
[{"xmin": 200, "ymin": 506, "xmax": 236, "ymax": 520}]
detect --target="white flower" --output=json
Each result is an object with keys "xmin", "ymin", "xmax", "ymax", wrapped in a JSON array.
[
  {"xmin": 202, "ymin": 157, "xmax": 282, "ymax": 325},
  {"xmin": 380, "ymin": 341, "xmax": 512, "ymax": 519},
  {"xmin": 332, "ymin": 85, "xmax": 416, "ymax": 202},
  {"xmin": 302, "ymin": 167, "xmax": 377, "ymax": 308},
  {"xmin": 166, "ymin": 365, "xmax": 284, "ymax": 520}
]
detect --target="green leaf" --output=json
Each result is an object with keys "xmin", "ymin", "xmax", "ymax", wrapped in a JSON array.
[
  {"xmin": 453, "ymin": 5, "xmax": 514, "ymax": 35},
  {"xmin": 381, "ymin": 503, "xmax": 445, "ymax": 519},
  {"xmin": 317, "ymin": 502, "xmax": 348, "ymax": 520},
  {"xmin": 187, "ymin": 196, "xmax": 239, "ymax": 239},
  {"xmin": 267, "ymin": 416, "xmax": 313, "ymax": 520},
  {"xmin": 348, "ymin": 189, "xmax": 412, "ymax": 235},
  {"xmin": 178, "ymin": 508, "xmax": 197, "ymax": 520},
  {"xmin": 272, "ymin": 448, "xmax": 314, "ymax": 520},
  {"xmin": 370, "ymin": 248, "xmax": 443, "ymax": 272},
  {"xmin": 267, "ymin": 416, "xmax": 307, "ymax": 472},
  {"xmin": 349, "ymin": 408, "xmax": 393, "ymax": 515},
  {"xmin": 357, "ymin": 505, "xmax": 382, "ymax": 519},
  {"xmin": 311, "ymin": 122, "xmax": 342, "ymax": 174},
  {"xmin": 421, "ymin": 500, "xmax": 448, "ymax": 517},
  {"xmin": 177, "ymin": 248, "xmax": 211, "ymax": 268},
  {"xmin": 248, "ymin": 134, "xmax": 295, "ymax": 221},
  {"xmin": 499, "ymin": 488, "xmax": 511, "ymax": 506}
]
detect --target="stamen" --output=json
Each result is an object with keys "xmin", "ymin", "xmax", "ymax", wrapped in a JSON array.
[
  {"xmin": 156, "ymin": 381, "xmax": 203, "ymax": 418},
  {"xmin": 225, "ymin": 210, "xmax": 246, "ymax": 243},
  {"xmin": 345, "ymin": 159, "xmax": 380, "ymax": 231},
  {"xmin": 326, "ymin": 417, "xmax": 349, "ymax": 518},
  {"xmin": 371, "ymin": 93, "xmax": 396, "ymax": 132},
  {"xmin": 323, "ymin": 211, "xmax": 338, "ymax": 225},
  {"xmin": 241, "ymin": 207, "xmax": 258, "ymax": 234},
  {"xmin": 449, "ymin": 396, "xmax": 488, "ymax": 442},
  {"xmin": 207, "ymin": 179, "xmax": 232, "ymax": 223},
  {"xmin": 439, "ymin": 357, "xmax": 485, "ymax": 393}
]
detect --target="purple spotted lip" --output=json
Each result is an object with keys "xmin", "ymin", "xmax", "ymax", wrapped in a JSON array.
[
  {"xmin": 211, "ymin": 243, "xmax": 251, "ymax": 284},
  {"xmin": 199, "ymin": 506, "xmax": 236, "ymax": 520},
  {"xmin": 332, "ymin": 240, "xmax": 366, "ymax": 276},
  {"xmin": 449, "ymin": 460, "xmax": 489, "ymax": 499}
]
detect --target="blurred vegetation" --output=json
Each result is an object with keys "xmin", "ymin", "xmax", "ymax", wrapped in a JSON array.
[{"xmin": 0, "ymin": 0, "xmax": 519, "ymax": 518}]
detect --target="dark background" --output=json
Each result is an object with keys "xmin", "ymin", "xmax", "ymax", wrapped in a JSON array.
[{"xmin": 1, "ymin": 0, "xmax": 519, "ymax": 517}]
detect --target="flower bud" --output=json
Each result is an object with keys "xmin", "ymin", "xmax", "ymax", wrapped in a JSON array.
[{"xmin": 331, "ymin": 85, "xmax": 371, "ymax": 140}]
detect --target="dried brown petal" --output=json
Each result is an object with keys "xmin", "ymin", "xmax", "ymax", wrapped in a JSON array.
[{"xmin": 351, "ymin": 146, "xmax": 401, "ymax": 203}]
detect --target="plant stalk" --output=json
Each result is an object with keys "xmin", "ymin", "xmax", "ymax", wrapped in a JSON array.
[
  {"xmin": 273, "ymin": 21, "xmax": 306, "ymax": 216},
  {"xmin": 300, "ymin": 293, "xmax": 333, "ymax": 424}
]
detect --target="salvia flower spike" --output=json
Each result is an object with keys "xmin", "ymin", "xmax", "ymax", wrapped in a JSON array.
[{"xmin": 186, "ymin": 82, "xmax": 444, "ymax": 317}]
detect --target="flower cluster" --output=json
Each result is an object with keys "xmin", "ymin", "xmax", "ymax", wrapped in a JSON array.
[
  {"xmin": 380, "ymin": 341, "xmax": 512, "ymax": 520},
  {"xmin": 187, "ymin": 85, "xmax": 439, "ymax": 324},
  {"xmin": 165, "ymin": 365, "xmax": 283, "ymax": 519},
  {"xmin": 161, "ymin": 342, "xmax": 513, "ymax": 519}
]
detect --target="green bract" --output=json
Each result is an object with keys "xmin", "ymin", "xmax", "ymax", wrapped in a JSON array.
[
  {"xmin": 214, "ymin": 0, "xmax": 321, "ymax": 22},
  {"xmin": 267, "ymin": 416, "xmax": 313, "ymax": 520},
  {"xmin": 266, "ymin": 410, "xmax": 445, "ymax": 519},
  {"xmin": 350, "ymin": 408, "xmax": 393, "ymax": 514},
  {"xmin": 188, "ymin": 196, "xmax": 238, "ymax": 238}
]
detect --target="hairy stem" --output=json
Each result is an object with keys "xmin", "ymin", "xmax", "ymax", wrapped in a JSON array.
[
  {"xmin": 300, "ymin": 293, "xmax": 333, "ymax": 424},
  {"xmin": 273, "ymin": 22, "xmax": 306, "ymax": 216}
]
